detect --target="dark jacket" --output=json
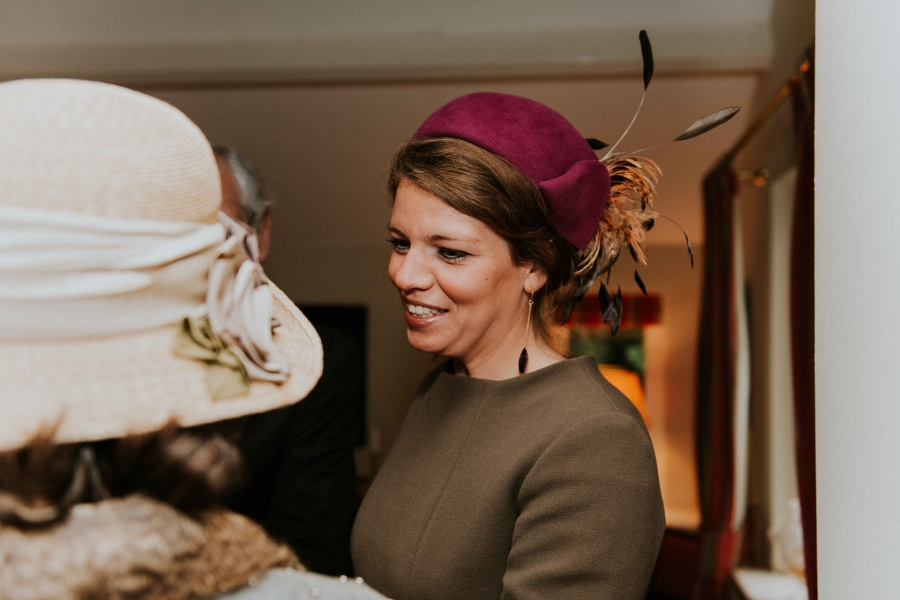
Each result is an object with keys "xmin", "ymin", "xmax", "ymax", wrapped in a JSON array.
[{"xmin": 232, "ymin": 327, "xmax": 364, "ymax": 575}]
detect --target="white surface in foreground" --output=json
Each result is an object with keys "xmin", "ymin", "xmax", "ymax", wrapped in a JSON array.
[{"xmin": 733, "ymin": 569, "xmax": 807, "ymax": 600}]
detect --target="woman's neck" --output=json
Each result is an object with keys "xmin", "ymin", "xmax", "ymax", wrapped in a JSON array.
[{"xmin": 452, "ymin": 330, "xmax": 565, "ymax": 380}]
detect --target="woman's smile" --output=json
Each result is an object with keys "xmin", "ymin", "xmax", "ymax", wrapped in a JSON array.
[{"xmin": 403, "ymin": 299, "xmax": 449, "ymax": 327}]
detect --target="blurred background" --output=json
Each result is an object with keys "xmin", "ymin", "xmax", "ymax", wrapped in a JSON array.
[{"xmin": 0, "ymin": 1, "xmax": 815, "ymax": 598}]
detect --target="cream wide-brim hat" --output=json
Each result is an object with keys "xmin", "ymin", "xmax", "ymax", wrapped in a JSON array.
[{"xmin": 0, "ymin": 79, "xmax": 323, "ymax": 452}]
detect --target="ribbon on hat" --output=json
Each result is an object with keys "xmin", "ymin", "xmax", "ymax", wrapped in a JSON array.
[
  {"xmin": 537, "ymin": 159, "xmax": 611, "ymax": 250},
  {"xmin": 0, "ymin": 205, "xmax": 290, "ymax": 399},
  {"xmin": 0, "ymin": 205, "xmax": 221, "ymax": 337}
]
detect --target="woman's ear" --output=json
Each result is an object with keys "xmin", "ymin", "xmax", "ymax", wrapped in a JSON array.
[{"xmin": 523, "ymin": 265, "xmax": 548, "ymax": 294}]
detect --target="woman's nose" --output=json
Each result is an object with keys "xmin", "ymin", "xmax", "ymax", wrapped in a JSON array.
[{"xmin": 390, "ymin": 248, "xmax": 433, "ymax": 292}]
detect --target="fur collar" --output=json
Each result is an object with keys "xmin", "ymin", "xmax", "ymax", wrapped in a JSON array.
[{"xmin": 0, "ymin": 495, "xmax": 301, "ymax": 600}]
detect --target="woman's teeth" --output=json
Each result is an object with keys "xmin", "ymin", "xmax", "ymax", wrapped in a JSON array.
[{"xmin": 406, "ymin": 303, "xmax": 445, "ymax": 317}]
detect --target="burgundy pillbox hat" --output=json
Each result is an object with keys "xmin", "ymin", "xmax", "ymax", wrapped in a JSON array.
[{"xmin": 413, "ymin": 92, "xmax": 610, "ymax": 250}]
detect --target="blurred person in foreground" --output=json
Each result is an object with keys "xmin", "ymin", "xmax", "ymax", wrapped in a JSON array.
[
  {"xmin": 213, "ymin": 145, "xmax": 363, "ymax": 576},
  {"xmin": 0, "ymin": 78, "xmax": 384, "ymax": 600}
]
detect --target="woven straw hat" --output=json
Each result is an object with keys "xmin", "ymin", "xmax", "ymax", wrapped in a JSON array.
[{"xmin": 0, "ymin": 79, "xmax": 323, "ymax": 452}]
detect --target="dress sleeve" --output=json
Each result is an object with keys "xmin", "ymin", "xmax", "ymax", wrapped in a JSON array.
[{"xmin": 501, "ymin": 411, "xmax": 665, "ymax": 600}]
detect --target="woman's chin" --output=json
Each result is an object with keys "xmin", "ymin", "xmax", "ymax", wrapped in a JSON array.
[{"xmin": 406, "ymin": 329, "xmax": 449, "ymax": 355}]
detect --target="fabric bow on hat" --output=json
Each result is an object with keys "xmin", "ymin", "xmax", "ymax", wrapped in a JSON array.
[{"xmin": 175, "ymin": 212, "xmax": 291, "ymax": 399}]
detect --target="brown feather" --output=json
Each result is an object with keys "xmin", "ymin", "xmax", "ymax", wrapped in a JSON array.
[
  {"xmin": 571, "ymin": 155, "xmax": 661, "ymax": 305},
  {"xmin": 596, "ymin": 155, "xmax": 660, "ymax": 267}
]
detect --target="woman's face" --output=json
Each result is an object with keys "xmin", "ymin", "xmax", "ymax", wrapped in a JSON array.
[{"xmin": 388, "ymin": 180, "xmax": 541, "ymax": 362}]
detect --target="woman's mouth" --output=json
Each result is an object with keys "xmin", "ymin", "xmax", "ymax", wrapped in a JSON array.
[
  {"xmin": 404, "ymin": 301, "xmax": 448, "ymax": 327},
  {"xmin": 405, "ymin": 302, "xmax": 446, "ymax": 317}
]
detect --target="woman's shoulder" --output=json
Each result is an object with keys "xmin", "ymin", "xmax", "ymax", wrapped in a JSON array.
[
  {"xmin": 518, "ymin": 358, "xmax": 661, "ymax": 493},
  {"xmin": 548, "ymin": 357, "xmax": 653, "ymax": 448},
  {"xmin": 497, "ymin": 356, "xmax": 656, "ymax": 478},
  {"xmin": 521, "ymin": 355, "xmax": 648, "ymax": 427},
  {"xmin": 215, "ymin": 569, "xmax": 389, "ymax": 600}
]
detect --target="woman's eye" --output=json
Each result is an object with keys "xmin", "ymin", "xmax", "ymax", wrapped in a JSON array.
[
  {"xmin": 387, "ymin": 238, "xmax": 410, "ymax": 253},
  {"xmin": 438, "ymin": 248, "xmax": 469, "ymax": 263}
]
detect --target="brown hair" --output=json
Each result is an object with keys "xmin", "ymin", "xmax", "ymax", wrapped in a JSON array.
[
  {"xmin": 0, "ymin": 422, "xmax": 244, "ymax": 528},
  {"xmin": 389, "ymin": 137, "xmax": 581, "ymax": 345}
]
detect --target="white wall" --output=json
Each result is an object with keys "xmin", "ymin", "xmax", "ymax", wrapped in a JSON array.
[{"xmin": 817, "ymin": 0, "xmax": 900, "ymax": 596}]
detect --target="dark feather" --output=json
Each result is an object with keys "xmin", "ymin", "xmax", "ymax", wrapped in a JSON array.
[
  {"xmin": 644, "ymin": 218, "xmax": 655, "ymax": 231},
  {"xmin": 518, "ymin": 348, "xmax": 529, "ymax": 374},
  {"xmin": 674, "ymin": 106, "xmax": 741, "ymax": 141},
  {"xmin": 639, "ymin": 30, "xmax": 654, "ymax": 90},
  {"xmin": 604, "ymin": 288, "xmax": 623, "ymax": 336},
  {"xmin": 599, "ymin": 283, "xmax": 611, "ymax": 314},
  {"xmin": 586, "ymin": 138, "xmax": 609, "ymax": 150},
  {"xmin": 574, "ymin": 253, "xmax": 603, "ymax": 299},
  {"xmin": 614, "ymin": 287, "xmax": 623, "ymax": 335},
  {"xmin": 629, "ymin": 245, "xmax": 638, "ymax": 262},
  {"xmin": 684, "ymin": 232, "xmax": 694, "ymax": 268},
  {"xmin": 565, "ymin": 252, "xmax": 604, "ymax": 324},
  {"xmin": 602, "ymin": 298, "xmax": 615, "ymax": 324},
  {"xmin": 635, "ymin": 270, "xmax": 648, "ymax": 296}
]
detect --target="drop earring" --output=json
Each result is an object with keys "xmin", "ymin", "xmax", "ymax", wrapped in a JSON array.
[{"xmin": 518, "ymin": 289, "xmax": 535, "ymax": 375}]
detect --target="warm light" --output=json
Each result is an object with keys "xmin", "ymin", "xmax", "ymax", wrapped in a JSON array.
[{"xmin": 599, "ymin": 365, "xmax": 650, "ymax": 428}]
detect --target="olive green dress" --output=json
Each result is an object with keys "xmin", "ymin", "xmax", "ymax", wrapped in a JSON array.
[{"xmin": 351, "ymin": 356, "xmax": 665, "ymax": 600}]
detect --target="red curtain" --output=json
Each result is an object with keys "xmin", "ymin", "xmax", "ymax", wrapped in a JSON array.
[
  {"xmin": 790, "ymin": 67, "xmax": 817, "ymax": 600},
  {"xmin": 695, "ymin": 164, "xmax": 739, "ymax": 600}
]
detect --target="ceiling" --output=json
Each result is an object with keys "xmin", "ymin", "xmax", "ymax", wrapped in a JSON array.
[
  {"xmin": 0, "ymin": 0, "xmax": 776, "ymax": 84},
  {"xmin": 0, "ymin": 0, "xmax": 778, "ymax": 44}
]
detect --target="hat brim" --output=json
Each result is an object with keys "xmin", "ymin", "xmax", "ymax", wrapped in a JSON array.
[{"xmin": 0, "ymin": 284, "xmax": 323, "ymax": 452}]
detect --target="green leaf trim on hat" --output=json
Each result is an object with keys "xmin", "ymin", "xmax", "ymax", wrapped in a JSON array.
[{"xmin": 173, "ymin": 317, "xmax": 250, "ymax": 400}]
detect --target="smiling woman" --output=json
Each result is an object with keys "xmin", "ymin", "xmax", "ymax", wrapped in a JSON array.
[
  {"xmin": 350, "ymin": 93, "xmax": 667, "ymax": 600},
  {"xmin": 387, "ymin": 176, "xmax": 557, "ymax": 378},
  {"xmin": 385, "ymin": 137, "xmax": 581, "ymax": 379}
]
